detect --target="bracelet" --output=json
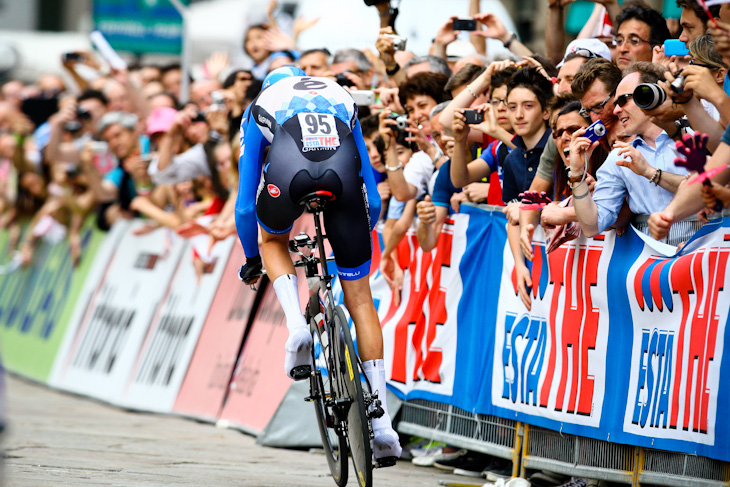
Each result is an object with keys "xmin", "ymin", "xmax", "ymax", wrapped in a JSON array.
[
  {"xmin": 649, "ymin": 168, "xmax": 660, "ymax": 185},
  {"xmin": 465, "ymin": 84, "xmax": 478, "ymax": 98},
  {"xmin": 503, "ymin": 32, "xmax": 517, "ymax": 49},
  {"xmin": 655, "ymin": 169, "xmax": 662, "ymax": 186},
  {"xmin": 431, "ymin": 147, "xmax": 444, "ymax": 164},
  {"xmin": 385, "ymin": 63, "xmax": 400, "ymax": 76},
  {"xmin": 573, "ymin": 188, "xmax": 590, "ymax": 199},
  {"xmin": 386, "ymin": 162, "xmax": 403, "ymax": 172}
]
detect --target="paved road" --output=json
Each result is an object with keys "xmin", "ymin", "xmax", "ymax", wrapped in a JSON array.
[{"xmin": 1, "ymin": 375, "xmax": 474, "ymax": 487}]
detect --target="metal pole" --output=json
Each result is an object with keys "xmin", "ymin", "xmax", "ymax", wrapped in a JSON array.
[{"xmin": 168, "ymin": 0, "xmax": 190, "ymax": 104}]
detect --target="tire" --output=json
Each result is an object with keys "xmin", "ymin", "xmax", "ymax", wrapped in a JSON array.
[
  {"xmin": 334, "ymin": 305, "xmax": 373, "ymax": 487},
  {"xmin": 308, "ymin": 293, "xmax": 348, "ymax": 486}
]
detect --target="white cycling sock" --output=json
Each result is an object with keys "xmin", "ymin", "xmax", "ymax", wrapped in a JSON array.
[
  {"xmin": 362, "ymin": 359, "xmax": 402, "ymax": 458},
  {"xmin": 273, "ymin": 274, "xmax": 311, "ymax": 378},
  {"xmin": 273, "ymin": 274, "xmax": 308, "ymax": 333}
]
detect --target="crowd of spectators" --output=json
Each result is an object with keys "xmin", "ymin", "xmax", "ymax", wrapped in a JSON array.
[{"xmin": 2, "ymin": 0, "xmax": 730, "ymax": 480}]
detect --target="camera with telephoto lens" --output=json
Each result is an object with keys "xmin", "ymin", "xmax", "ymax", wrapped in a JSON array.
[
  {"xmin": 584, "ymin": 119, "xmax": 606, "ymax": 144},
  {"xmin": 385, "ymin": 33, "xmax": 407, "ymax": 51},
  {"xmin": 633, "ymin": 83, "xmax": 667, "ymax": 110}
]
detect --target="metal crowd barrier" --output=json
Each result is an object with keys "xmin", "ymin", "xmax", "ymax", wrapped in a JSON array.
[
  {"xmin": 632, "ymin": 210, "xmax": 730, "ymax": 247},
  {"xmin": 396, "ymin": 400, "xmax": 730, "ymax": 486},
  {"xmin": 397, "ymin": 399, "xmax": 521, "ymax": 478}
]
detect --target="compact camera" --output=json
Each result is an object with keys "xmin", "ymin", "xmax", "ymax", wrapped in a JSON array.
[
  {"xmin": 584, "ymin": 119, "xmax": 606, "ymax": 144},
  {"xmin": 385, "ymin": 34, "xmax": 407, "ymax": 51},
  {"xmin": 335, "ymin": 72, "xmax": 356, "ymax": 88},
  {"xmin": 386, "ymin": 113, "xmax": 409, "ymax": 131},
  {"xmin": 209, "ymin": 91, "xmax": 226, "ymax": 112},
  {"xmin": 452, "ymin": 18, "xmax": 478, "ymax": 31},
  {"xmin": 463, "ymin": 109, "xmax": 484, "ymax": 125}
]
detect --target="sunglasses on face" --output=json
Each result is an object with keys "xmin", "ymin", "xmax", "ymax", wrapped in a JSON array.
[
  {"xmin": 552, "ymin": 124, "xmax": 584, "ymax": 139},
  {"xmin": 689, "ymin": 59, "xmax": 720, "ymax": 70},
  {"xmin": 613, "ymin": 93, "xmax": 633, "ymax": 108}
]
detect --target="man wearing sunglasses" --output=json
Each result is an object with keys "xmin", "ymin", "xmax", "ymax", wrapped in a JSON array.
[
  {"xmin": 614, "ymin": 6, "xmax": 671, "ymax": 70},
  {"xmin": 569, "ymin": 62, "xmax": 690, "ymax": 241}
]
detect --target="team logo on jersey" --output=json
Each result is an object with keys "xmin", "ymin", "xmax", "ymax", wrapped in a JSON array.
[{"xmin": 267, "ymin": 184, "xmax": 281, "ymax": 198}]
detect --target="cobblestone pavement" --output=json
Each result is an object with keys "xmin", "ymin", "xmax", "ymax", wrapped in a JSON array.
[{"xmin": 1, "ymin": 374, "xmax": 473, "ymax": 487}]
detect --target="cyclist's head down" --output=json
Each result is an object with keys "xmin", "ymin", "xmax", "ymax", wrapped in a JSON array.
[{"xmin": 262, "ymin": 66, "xmax": 306, "ymax": 89}]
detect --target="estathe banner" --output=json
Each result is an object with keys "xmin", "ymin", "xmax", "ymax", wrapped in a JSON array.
[
  {"xmin": 380, "ymin": 205, "xmax": 730, "ymax": 462},
  {"xmin": 491, "ymin": 225, "xmax": 613, "ymax": 428}
]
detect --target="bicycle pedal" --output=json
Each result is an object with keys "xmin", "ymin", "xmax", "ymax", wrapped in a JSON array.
[
  {"xmin": 373, "ymin": 456, "xmax": 397, "ymax": 468},
  {"xmin": 290, "ymin": 365, "xmax": 312, "ymax": 381}
]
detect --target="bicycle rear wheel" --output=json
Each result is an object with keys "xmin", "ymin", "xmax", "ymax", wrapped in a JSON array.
[
  {"xmin": 308, "ymin": 294, "xmax": 348, "ymax": 486},
  {"xmin": 334, "ymin": 306, "xmax": 373, "ymax": 487}
]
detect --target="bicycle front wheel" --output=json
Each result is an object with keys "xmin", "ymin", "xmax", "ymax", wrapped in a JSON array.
[
  {"xmin": 334, "ymin": 306, "xmax": 373, "ymax": 487},
  {"xmin": 308, "ymin": 294, "xmax": 348, "ymax": 486}
]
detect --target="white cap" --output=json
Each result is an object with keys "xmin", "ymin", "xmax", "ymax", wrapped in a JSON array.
[
  {"xmin": 446, "ymin": 39, "xmax": 477, "ymax": 61},
  {"xmin": 556, "ymin": 38, "xmax": 612, "ymax": 68}
]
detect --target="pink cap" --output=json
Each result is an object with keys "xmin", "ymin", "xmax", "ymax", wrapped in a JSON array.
[{"xmin": 146, "ymin": 107, "xmax": 178, "ymax": 135}]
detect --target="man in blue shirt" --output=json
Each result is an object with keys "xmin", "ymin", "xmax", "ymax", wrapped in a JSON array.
[{"xmin": 569, "ymin": 62, "xmax": 689, "ymax": 239}]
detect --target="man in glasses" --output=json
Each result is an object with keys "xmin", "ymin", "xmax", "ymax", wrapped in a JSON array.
[
  {"xmin": 571, "ymin": 58, "xmax": 622, "ymax": 142},
  {"xmin": 614, "ymin": 6, "xmax": 671, "ymax": 70},
  {"xmin": 569, "ymin": 62, "xmax": 690, "ymax": 242}
]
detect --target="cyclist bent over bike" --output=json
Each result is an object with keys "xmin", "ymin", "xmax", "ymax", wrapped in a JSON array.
[{"xmin": 234, "ymin": 66, "xmax": 402, "ymax": 460}]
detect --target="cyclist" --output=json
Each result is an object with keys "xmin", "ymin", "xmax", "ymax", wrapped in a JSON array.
[{"xmin": 235, "ymin": 66, "xmax": 402, "ymax": 461}]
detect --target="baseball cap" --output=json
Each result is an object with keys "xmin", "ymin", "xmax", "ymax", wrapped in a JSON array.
[
  {"xmin": 556, "ymin": 38, "xmax": 612, "ymax": 68},
  {"xmin": 146, "ymin": 107, "xmax": 178, "ymax": 135},
  {"xmin": 446, "ymin": 39, "xmax": 477, "ymax": 61}
]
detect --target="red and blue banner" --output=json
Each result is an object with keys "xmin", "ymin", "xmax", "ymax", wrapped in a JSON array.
[{"xmin": 379, "ymin": 204, "xmax": 730, "ymax": 462}]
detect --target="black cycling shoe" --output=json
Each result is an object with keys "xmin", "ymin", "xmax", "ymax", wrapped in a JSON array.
[
  {"xmin": 373, "ymin": 456, "xmax": 397, "ymax": 468},
  {"xmin": 290, "ymin": 364, "xmax": 312, "ymax": 381}
]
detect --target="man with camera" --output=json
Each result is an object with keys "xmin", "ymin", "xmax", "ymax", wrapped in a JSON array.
[
  {"xmin": 569, "ymin": 62, "xmax": 690, "ymax": 241},
  {"xmin": 45, "ymin": 89, "xmax": 109, "ymax": 169}
]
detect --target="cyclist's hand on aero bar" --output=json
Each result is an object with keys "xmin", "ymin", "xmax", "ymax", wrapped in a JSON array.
[{"xmin": 239, "ymin": 255, "xmax": 263, "ymax": 285}]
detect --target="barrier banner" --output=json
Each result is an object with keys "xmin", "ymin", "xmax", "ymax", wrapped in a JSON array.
[
  {"xmin": 119, "ymin": 235, "xmax": 235, "ymax": 412},
  {"xmin": 380, "ymin": 205, "xmax": 730, "ymax": 462},
  {"xmin": 173, "ymin": 242, "xmax": 257, "ymax": 421},
  {"xmin": 0, "ymin": 219, "xmax": 106, "ymax": 382},
  {"xmin": 381, "ymin": 214, "xmax": 470, "ymax": 401},
  {"xmin": 217, "ymin": 217, "xmax": 314, "ymax": 434},
  {"xmin": 50, "ymin": 221, "xmax": 186, "ymax": 404}
]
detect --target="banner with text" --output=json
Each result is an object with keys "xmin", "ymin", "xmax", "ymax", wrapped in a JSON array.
[
  {"xmin": 381, "ymin": 205, "xmax": 730, "ymax": 462},
  {"xmin": 50, "ymin": 221, "xmax": 186, "ymax": 405},
  {"xmin": 0, "ymin": 220, "xmax": 107, "ymax": 382}
]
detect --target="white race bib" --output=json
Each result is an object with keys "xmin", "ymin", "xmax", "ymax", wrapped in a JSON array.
[{"xmin": 298, "ymin": 112, "xmax": 340, "ymax": 152}]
